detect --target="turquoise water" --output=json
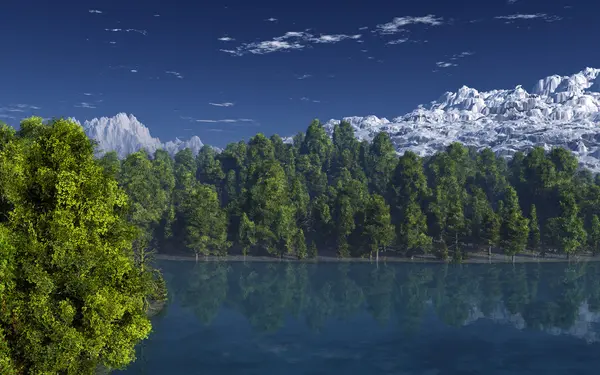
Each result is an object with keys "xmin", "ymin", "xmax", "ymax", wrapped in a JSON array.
[{"xmin": 116, "ymin": 261, "xmax": 600, "ymax": 374}]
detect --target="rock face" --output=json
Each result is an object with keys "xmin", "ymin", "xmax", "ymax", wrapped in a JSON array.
[
  {"xmin": 79, "ymin": 113, "xmax": 204, "ymax": 158},
  {"xmin": 320, "ymin": 67, "xmax": 600, "ymax": 171}
]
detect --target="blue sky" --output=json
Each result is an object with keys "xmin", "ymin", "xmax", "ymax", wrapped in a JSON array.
[{"xmin": 0, "ymin": 0, "xmax": 597, "ymax": 147}]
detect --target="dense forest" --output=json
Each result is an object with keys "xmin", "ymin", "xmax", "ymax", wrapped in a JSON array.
[{"xmin": 99, "ymin": 118, "xmax": 600, "ymax": 262}]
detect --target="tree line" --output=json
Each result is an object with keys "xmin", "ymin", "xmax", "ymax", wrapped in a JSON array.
[{"xmin": 100, "ymin": 119, "xmax": 600, "ymax": 262}]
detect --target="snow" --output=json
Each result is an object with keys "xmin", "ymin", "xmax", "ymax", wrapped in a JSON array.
[
  {"xmin": 77, "ymin": 113, "xmax": 204, "ymax": 158},
  {"xmin": 317, "ymin": 67, "xmax": 600, "ymax": 171},
  {"xmin": 81, "ymin": 68, "xmax": 600, "ymax": 170}
]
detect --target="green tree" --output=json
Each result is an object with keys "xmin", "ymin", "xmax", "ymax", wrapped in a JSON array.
[
  {"xmin": 546, "ymin": 188, "xmax": 587, "ymax": 259},
  {"xmin": 0, "ymin": 118, "xmax": 152, "ymax": 374},
  {"xmin": 182, "ymin": 183, "xmax": 230, "ymax": 260},
  {"xmin": 589, "ymin": 215, "xmax": 600, "ymax": 256},
  {"xmin": 390, "ymin": 151, "xmax": 431, "ymax": 256},
  {"xmin": 500, "ymin": 186, "xmax": 529, "ymax": 262},
  {"xmin": 528, "ymin": 204, "xmax": 541, "ymax": 252}
]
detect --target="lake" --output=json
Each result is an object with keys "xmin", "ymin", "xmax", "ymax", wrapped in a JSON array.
[{"xmin": 116, "ymin": 260, "xmax": 600, "ymax": 375}]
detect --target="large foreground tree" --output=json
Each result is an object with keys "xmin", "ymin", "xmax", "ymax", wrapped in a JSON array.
[{"xmin": 0, "ymin": 118, "xmax": 152, "ymax": 374}]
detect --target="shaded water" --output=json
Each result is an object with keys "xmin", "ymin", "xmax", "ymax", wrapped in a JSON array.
[{"xmin": 116, "ymin": 261, "xmax": 600, "ymax": 374}]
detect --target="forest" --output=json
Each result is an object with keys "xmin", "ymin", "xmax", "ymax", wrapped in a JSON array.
[{"xmin": 99, "ymin": 118, "xmax": 600, "ymax": 262}]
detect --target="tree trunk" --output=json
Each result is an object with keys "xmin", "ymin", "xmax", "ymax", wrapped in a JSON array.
[
  {"xmin": 195, "ymin": 252, "xmax": 198, "ymax": 262},
  {"xmin": 511, "ymin": 254, "xmax": 515, "ymax": 263},
  {"xmin": 488, "ymin": 245, "xmax": 492, "ymax": 257},
  {"xmin": 376, "ymin": 247, "xmax": 379, "ymax": 263}
]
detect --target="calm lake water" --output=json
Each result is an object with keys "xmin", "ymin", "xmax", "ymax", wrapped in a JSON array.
[{"xmin": 116, "ymin": 260, "xmax": 600, "ymax": 375}]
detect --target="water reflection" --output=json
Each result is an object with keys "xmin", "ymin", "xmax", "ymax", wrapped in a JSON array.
[{"xmin": 118, "ymin": 261, "xmax": 600, "ymax": 374}]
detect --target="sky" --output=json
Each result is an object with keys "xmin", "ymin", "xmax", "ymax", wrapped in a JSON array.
[{"xmin": 0, "ymin": 0, "xmax": 598, "ymax": 147}]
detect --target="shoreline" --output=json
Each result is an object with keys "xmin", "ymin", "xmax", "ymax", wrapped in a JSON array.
[{"xmin": 155, "ymin": 252, "xmax": 600, "ymax": 264}]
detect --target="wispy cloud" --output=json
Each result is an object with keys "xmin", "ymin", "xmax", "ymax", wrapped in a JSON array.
[
  {"xmin": 495, "ymin": 13, "xmax": 562, "ymax": 22},
  {"xmin": 165, "ymin": 71, "xmax": 183, "ymax": 79},
  {"xmin": 507, "ymin": 0, "xmax": 519, "ymax": 3},
  {"xmin": 296, "ymin": 74, "xmax": 312, "ymax": 80},
  {"xmin": 130, "ymin": 69, "xmax": 138, "ymax": 73},
  {"xmin": 89, "ymin": 9, "xmax": 103, "ymax": 14},
  {"xmin": 74, "ymin": 102, "xmax": 96, "ymax": 109},
  {"xmin": 218, "ymin": 36, "xmax": 235, "ymax": 42},
  {"xmin": 221, "ymin": 31, "xmax": 362, "ymax": 56},
  {"xmin": 449, "ymin": 51, "xmax": 474, "ymax": 60},
  {"xmin": 104, "ymin": 28, "xmax": 148, "ymax": 36},
  {"xmin": 0, "ymin": 103, "xmax": 41, "ymax": 114},
  {"xmin": 375, "ymin": 15, "xmax": 444, "ymax": 34},
  {"xmin": 435, "ymin": 62, "xmax": 457, "ymax": 68},
  {"xmin": 209, "ymin": 102, "xmax": 234, "ymax": 107},
  {"xmin": 83, "ymin": 93, "xmax": 93, "ymax": 96},
  {"xmin": 386, "ymin": 38, "xmax": 409, "ymax": 45},
  {"xmin": 299, "ymin": 97, "xmax": 321, "ymax": 103},
  {"xmin": 358, "ymin": 26, "xmax": 369, "ymax": 30},
  {"xmin": 434, "ymin": 51, "xmax": 474, "ymax": 71},
  {"xmin": 154, "ymin": 14, "xmax": 160, "ymax": 17},
  {"xmin": 265, "ymin": 18, "xmax": 278, "ymax": 22},
  {"xmin": 183, "ymin": 117, "xmax": 255, "ymax": 124}
]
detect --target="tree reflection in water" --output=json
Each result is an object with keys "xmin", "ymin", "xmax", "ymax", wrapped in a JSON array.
[{"xmin": 162, "ymin": 261, "xmax": 600, "ymax": 339}]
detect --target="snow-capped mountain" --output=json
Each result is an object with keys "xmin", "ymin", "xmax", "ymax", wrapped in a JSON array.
[
  {"xmin": 79, "ymin": 113, "xmax": 204, "ymax": 158},
  {"xmin": 321, "ymin": 67, "xmax": 600, "ymax": 171}
]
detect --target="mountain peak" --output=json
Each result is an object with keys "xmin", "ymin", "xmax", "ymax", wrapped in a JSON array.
[
  {"xmin": 324, "ymin": 67, "xmax": 600, "ymax": 171},
  {"xmin": 81, "ymin": 113, "xmax": 204, "ymax": 158}
]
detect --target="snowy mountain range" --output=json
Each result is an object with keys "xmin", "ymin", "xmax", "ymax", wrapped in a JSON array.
[
  {"xmin": 80, "ymin": 68, "xmax": 600, "ymax": 170},
  {"xmin": 320, "ymin": 67, "xmax": 600, "ymax": 171},
  {"xmin": 77, "ymin": 113, "xmax": 204, "ymax": 158}
]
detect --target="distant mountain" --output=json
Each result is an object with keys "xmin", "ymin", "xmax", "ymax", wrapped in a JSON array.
[
  {"xmin": 317, "ymin": 67, "xmax": 600, "ymax": 171},
  {"xmin": 78, "ymin": 113, "xmax": 204, "ymax": 158}
]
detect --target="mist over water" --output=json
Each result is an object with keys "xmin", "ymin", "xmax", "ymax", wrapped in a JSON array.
[{"xmin": 117, "ymin": 261, "xmax": 600, "ymax": 375}]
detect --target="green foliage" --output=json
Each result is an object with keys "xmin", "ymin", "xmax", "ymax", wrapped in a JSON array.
[{"xmin": 0, "ymin": 118, "xmax": 152, "ymax": 374}]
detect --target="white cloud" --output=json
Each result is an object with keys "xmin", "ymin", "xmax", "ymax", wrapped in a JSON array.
[
  {"xmin": 83, "ymin": 93, "xmax": 93, "ymax": 96},
  {"xmin": 165, "ymin": 71, "xmax": 183, "ymax": 79},
  {"xmin": 299, "ymin": 97, "xmax": 320, "ymax": 103},
  {"xmin": 209, "ymin": 102, "xmax": 234, "ymax": 107},
  {"xmin": 221, "ymin": 31, "xmax": 362, "ymax": 56},
  {"xmin": 358, "ymin": 26, "xmax": 369, "ymax": 30},
  {"xmin": 436, "ymin": 61, "xmax": 457, "ymax": 68},
  {"xmin": 375, "ymin": 15, "xmax": 444, "ymax": 34},
  {"xmin": 130, "ymin": 69, "xmax": 138, "ymax": 73},
  {"xmin": 75, "ymin": 102, "xmax": 96, "ymax": 109},
  {"xmin": 297, "ymin": 74, "xmax": 312, "ymax": 79},
  {"xmin": 108, "ymin": 41, "xmax": 117, "ymax": 44},
  {"xmin": 265, "ymin": 18, "xmax": 278, "ymax": 22},
  {"xmin": 311, "ymin": 34, "xmax": 361, "ymax": 43},
  {"xmin": 1, "ymin": 104, "xmax": 41, "ymax": 112},
  {"xmin": 507, "ymin": 0, "xmax": 519, "ymax": 3},
  {"xmin": 386, "ymin": 38, "xmax": 409, "ymax": 45},
  {"xmin": 495, "ymin": 13, "xmax": 562, "ymax": 22},
  {"xmin": 104, "ymin": 28, "xmax": 148, "ymax": 36},
  {"xmin": 434, "ymin": 51, "xmax": 474, "ymax": 70},
  {"xmin": 154, "ymin": 14, "xmax": 160, "ymax": 17},
  {"xmin": 218, "ymin": 36, "xmax": 235, "ymax": 41},
  {"xmin": 194, "ymin": 118, "xmax": 254, "ymax": 123},
  {"xmin": 89, "ymin": 9, "xmax": 103, "ymax": 14},
  {"xmin": 0, "ymin": 114, "xmax": 15, "ymax": 119}
]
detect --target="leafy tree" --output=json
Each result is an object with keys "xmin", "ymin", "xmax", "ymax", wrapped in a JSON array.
[
  {"xmin": 500, "ymin": 186, "xmax": 529, "ymax": 262},
  {"xmin": 589, "ymin": 215, "xmax": 600, "ymax": 256},
  {"xmin": 0, "ymin": 118, "xmax": 152, "ymax": 374},
  {"xmin": 528, "ymin": 204, "xmax": 541, "ymax": 252},
  {"xmin": 390, "ymin": 151, "xmax": 431, "ymax": 256},
  {"xmin": 182, "ymin": 183, "xmax": 230, "ymax": 260},
  {"xmin": 546, "ymin": 188, "xmax": 587, "ymax": 259}
]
